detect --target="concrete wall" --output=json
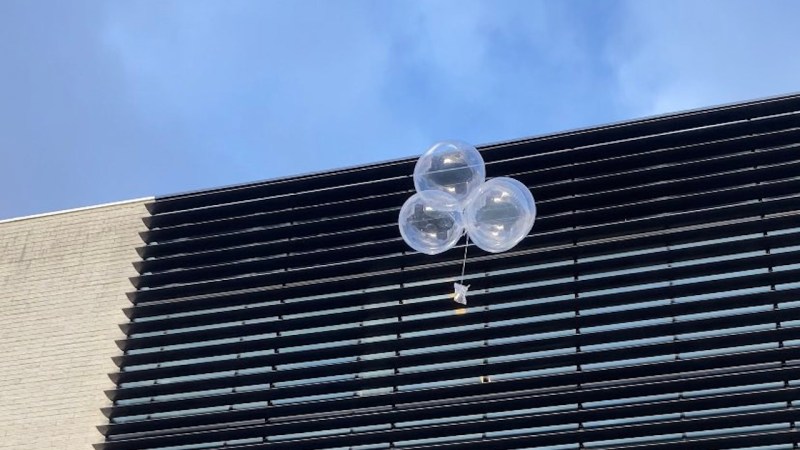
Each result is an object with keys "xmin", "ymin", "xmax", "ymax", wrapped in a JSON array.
[{"xmin": 0, "ymin": 199, "xmax": 150, "ymax": 449}]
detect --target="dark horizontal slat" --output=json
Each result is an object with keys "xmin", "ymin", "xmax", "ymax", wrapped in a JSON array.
[
  {"xmin": 142, "ymin": 195, "xmax": 791, "ymax": 310},
  {"xmin": 103, "ymin": 345, "xmax": 800, "ymax": 440},
  {"xmin": 134, "ymin": 153, "xmax": 800, "ymax": 300},
  {"xmin": 382, "ymin": 409, "xmax": 800, "ymax": 450},
  {"xmin": 100, "ymin": 384, "xmax": 800, "ymax": 450},
  {"xmin": 121, "ymin": 216, "xmax": 799, "ymax": 339},
  {"xmin": 147, "ymin": 168, "xmax": 410, "ymax": 227},
  {"xmin": 111, "ymin": 286, "xmax": 800, "ymax": 401},
  {"xmin": 398, "ymin": 410, "xmax": 800, "ymax": 450},
  {"xmin": 140, "ymin": 119, "xmax": 800, "ymax": 257},
  {"xmin": 107, "ymin": 323, "xmax": 800, "ymax": 418},
  {"xmin": 135, "ymin": 128, "xmax": 800, "ymax": 272},
  {"xmin": 140, "ymin": 113, "xmax": 800, "ymax": 252},
  {"xmin": 123, "ymin": 208, "xmax": 800, "ymax": 332},
  {"xmin": 139, "ymin": 122, "xmax": 800, "ymax": 251},
  {"xmin": 138, "ymin": 203, "xmax": 398, "ymax": 259},
  {"xmin": 118, "ymin": 270, "xmax": 797, "ymax": 375},
  {"xmin": 129, "ymin": 175, "xmax": 800, "ymax": 305},
  {"xmin": 124, "ymin": 404, "xmax": 800, "ymax": 450},
  {"xmin": 138, "ymin": 207, "xmax": 399, "ymax": 264},
  {"xmin": 100, "ymin": 361, "xmax": 800, "ymax": 438},
  {"xmin": 601, "ymin": 429, "xmax": 799, "ymax": 450},
  {"xmin": 141, "ymin": 200, "xmax": 424, "ymax": 263},
  {"xmin": 148, "ymin": 158, "xmax": 410, "ymax": 216},
  {"xmin": 111, "ymin": 264, "xmax": 800, "ymax": 388},
  {"xmin": 145, "ymin": 173, "xmax": 405, "ymax": 230},
  {"xmin": 132, "ymin": 144, "xmax": 800, "ymax": 288},
  {"xmin": 145, "ymin": 94, "xmax": 800, "ymax": 220},
  {"xmin": 116, "ymin": 237, "xmax": 800, "ymax": 373},
  {"xmin": 118, "ymin": 238, "xmax": 800, "ymax": 355},
  {"xmin": 106, "ymin": 356, "xmax": 797, "ymax": 444},
  {"xmin": 124, "ymin": 193, "xmax": 799, "ymax": 322},
  {"xmin": 143, "ymin": 179, "xmax": 407, "ymax": 244}
]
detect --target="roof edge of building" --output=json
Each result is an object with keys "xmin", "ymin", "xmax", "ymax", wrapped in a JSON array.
[{"xmin": 0, "ymin": 196, "xmax": 154, "ymax": 225}]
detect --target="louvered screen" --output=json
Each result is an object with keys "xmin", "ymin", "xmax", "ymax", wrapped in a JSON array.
[{"xmin": 100, "ymin": 94, "xmax": 800, "ymax": 450}]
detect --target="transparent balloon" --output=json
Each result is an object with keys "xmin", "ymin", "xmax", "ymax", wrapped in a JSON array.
[
  {"xmin": 413, "ymin": 141, "xmax": 486, "ymax": 207},
  {"xmin": 398, "ymin": 190, "xmax": 465, "ymax": 255},
  {"xmin": 464, "ymin": 177, "xmax": 536, "ymax": 253}
]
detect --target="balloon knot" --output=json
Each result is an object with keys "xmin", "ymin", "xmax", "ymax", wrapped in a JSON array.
[{"xmin": 453, "ymin": 283, "xmax": 470, "ymax": 305}]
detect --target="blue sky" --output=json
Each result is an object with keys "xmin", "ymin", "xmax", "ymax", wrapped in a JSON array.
[{"xmin": 1, "ymin": 0, "xmax": 798, "ymax": 219}]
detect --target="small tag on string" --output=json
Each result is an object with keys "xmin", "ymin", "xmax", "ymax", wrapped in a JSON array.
[{"xmin": 453, "ymin": 283, "xmax": 470, "ymax": 306}]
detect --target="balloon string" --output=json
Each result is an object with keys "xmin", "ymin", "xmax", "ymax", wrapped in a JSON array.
[{"xmin": 460, "ymin": 232, "xmax": 470, "ymax": 284}]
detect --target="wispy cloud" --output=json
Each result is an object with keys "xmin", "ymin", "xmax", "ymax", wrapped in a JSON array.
[
  {"xmin": 610, "ymin": 0, "xmax": 800, "ymax": 116},
  {"xmin": 1, "ymin": 1, "xmax": 796, "ymax": 219}
]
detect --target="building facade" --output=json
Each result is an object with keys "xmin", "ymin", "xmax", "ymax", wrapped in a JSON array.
[
  {"xmin": 2, "ymin": 94, "xmax": 800, "ymax": 449},
  {"xmin": 0, "ymin": 200, "xmax": 150, "ymax": 448}
]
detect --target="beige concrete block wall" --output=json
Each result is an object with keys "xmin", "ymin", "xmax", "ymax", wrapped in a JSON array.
[{"xmin": 0, "ymin": 199, "xmax": 151, "ymax": 449}]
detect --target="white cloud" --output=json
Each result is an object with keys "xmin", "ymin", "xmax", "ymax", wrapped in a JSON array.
[
  {"xmin": 610, "ymin": 0, "xmax": 800, "ymax": 116},
  {"xmin": 14, "ymin": 1, "xmax": 795, "ymax": 217},
  {"xmin": 98, "ymin": 1, "xmax": 599, "ymax": 184}
]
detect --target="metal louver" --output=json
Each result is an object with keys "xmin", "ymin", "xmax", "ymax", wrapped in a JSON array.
[{"xmin": 100, "ymin": 94, "xmax": 800, "ymax": 450}]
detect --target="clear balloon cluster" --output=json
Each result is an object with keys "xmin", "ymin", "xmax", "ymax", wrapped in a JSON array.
[{"xmin": 399, "ymin": 141, "xmax": 537, "ymax": 255}]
